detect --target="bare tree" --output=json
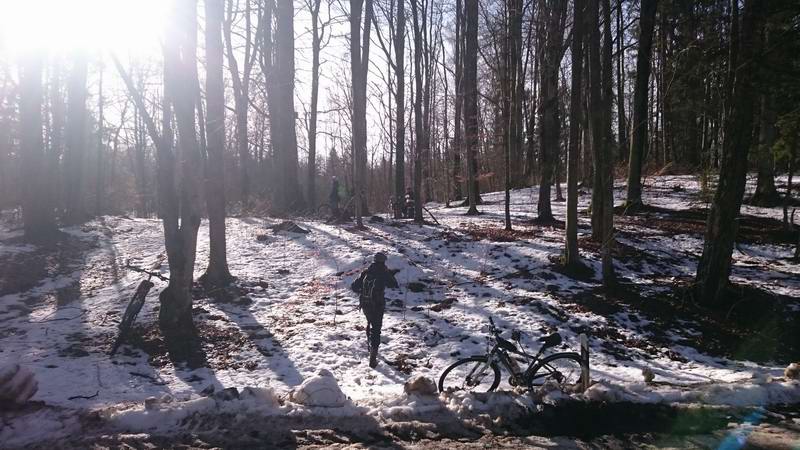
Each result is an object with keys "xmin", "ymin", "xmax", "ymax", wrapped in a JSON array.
[
  {"xmin": 625, "ymin": 0, "xmax": 658, "ymax": 210},
  {"xmin": 159, "ymin": 0, "xmax": 205, "ymax": 343},
  {"xmin": 203, "ymin": 0, "xmax": 234, "ymax": 287},
  {"xmin": 587, "ymin": 0, "xmax": 615, "ymax": 286},
  {"xmin": 599, "ymin": 0, "xmax": 616, "ymax": 286},
  {"xmin": 19, "ymin": 52, "xmax": 57, "ymax": 241},
  {"xmin": 224, "ymin": 0, "xmax": 257, "ymax": 208},
  {"xmin": 411, "ymin": 0, "xmax": 425, "ymax": 223},
  {"xmin": 112, "ymin": 0, "xmax": 204, "ymax": 348},
  {"xmin": 695, "ymin": 0, "xmax": 761, "ymax": 306},
  {"xmin": 565, "ymin": 0, "xmax": 585, "ymax": 267},
  {"xmin": 373, "ymin": 0, "xmax": 407, "ymax": 218},
  {"xmin": 394, "ymin": 0, "xmax": 406, "ymax": 217},
  {"xmin": 536, "ymin": 0, "xmax": 567, "ymax": 223},
  {"xmin": 63, "ymin": 52, "xmax": 89, "ymax": 225},
  {"xmin": 464, "ymin": 0, "xmax": 479, "ymax": 215},
  {"xmin": 272, "ymin": 0, "xmax": 305, "ymax": 212},
  {"xmin": 304, "ymin": 0, "xmax": 334, "ymax": 210},
  {"xmin": 95, "ymin": 61, "xmax": 105, "ymax": 216},
  {"xmin": 452, "ymin": 0, "xmax": 464, "ymax": 202},
  {"xmin": 350, "ymin": 0, "xmax": 374, "ymax": 228}
]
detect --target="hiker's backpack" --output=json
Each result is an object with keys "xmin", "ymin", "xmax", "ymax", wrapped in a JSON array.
[
  {"xmin": 360, "ymin": 275, "xmax": 378, "ymax": 303},
  {"xmin": 351, "ymin": 270, "xmax": 381, "ymax": 305}
]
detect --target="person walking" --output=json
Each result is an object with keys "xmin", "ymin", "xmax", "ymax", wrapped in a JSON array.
[
  {"xmin": 350, "ymin": 252, "xmax": 400, "ymax": 368},
  {"xmin": 329, "ymin": 177, "xmax": 341, "ymax": 219}
]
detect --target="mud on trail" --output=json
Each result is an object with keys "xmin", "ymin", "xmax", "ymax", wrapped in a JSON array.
[
  {"xmin": 560, "ymin": 281, "xmax": 800, "ymax": 365},
  {"xmin": 10, "ymin": 400, "xmax": 800, "ymax": 449}
]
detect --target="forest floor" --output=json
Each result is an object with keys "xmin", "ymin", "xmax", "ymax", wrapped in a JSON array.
[{"xmin": 1, "ymin": 174, "xmax": 799, "ymax": 449}]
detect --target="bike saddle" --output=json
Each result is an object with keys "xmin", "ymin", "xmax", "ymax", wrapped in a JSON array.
[{"xmin": 539, "ymin": 333, "xmax": 562, "ymax": 348}]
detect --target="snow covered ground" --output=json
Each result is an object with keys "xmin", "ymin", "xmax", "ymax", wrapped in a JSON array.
[{"xmin": 1, "ymin": 175, "xmax": 799, "ymax": 447}]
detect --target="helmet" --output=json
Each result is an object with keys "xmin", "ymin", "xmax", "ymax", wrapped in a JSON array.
[{"xmin": 374, "ymin": 252, "xmax": 387, "ymax": 263}]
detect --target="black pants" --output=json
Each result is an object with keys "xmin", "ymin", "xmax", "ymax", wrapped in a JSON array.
[{"xmin": 360, "ymin": 295, "xmax": 385, "ymax": 354}]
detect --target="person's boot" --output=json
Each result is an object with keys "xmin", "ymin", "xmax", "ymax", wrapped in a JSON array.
[{"xmin": 369, "ymin": 347, "xmax": 378, "ymax": 368}]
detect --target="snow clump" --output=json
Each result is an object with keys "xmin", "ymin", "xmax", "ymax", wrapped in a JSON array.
[
  {"xmin": 784, "ymin": 363, "xmax": 800, "ymax": 380},
  {"xmin": 290, "ymin": 369, "xmax": 347, "ymax": 407},
  {"xmin": 403, "ymin": 375, "xmax": 438, "ymax": 397}
]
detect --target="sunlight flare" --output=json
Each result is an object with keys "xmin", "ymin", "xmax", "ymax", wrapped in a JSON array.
[{"xmin": 0, "ymin": 0, "xmax": 167, "ymax": 55}]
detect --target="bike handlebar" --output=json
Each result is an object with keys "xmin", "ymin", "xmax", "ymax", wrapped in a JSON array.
[
  {"xmin": 125, "ymin": 263, "xmax": 169, "ymax": 282},
  {"xmin": 488, "ymin": 316, "xmax": 501, "ymax": 336},
  {"xmin": 488, "ymin": 316, "xmax": 523, "ymax": 341}
]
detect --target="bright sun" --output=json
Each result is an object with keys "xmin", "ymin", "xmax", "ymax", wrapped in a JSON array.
[{"xmin": 0, "ymin": 0, "xmax": 168, "ymax": 55}]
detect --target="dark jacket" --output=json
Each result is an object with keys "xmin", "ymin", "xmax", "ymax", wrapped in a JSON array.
[
  {"xmin": 330, "ymin": 180, "xmax": 341, "ymax": 205},
  {"xmin": 350, "ymin": 262, "xmax": 399, "ymax": 301}
]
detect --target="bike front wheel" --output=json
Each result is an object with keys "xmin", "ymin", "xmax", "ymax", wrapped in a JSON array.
[
  {"xmin": 438, "ymin": 356, "xmax": 501, "ymax": 393},
  {"xmin": 526, "ymin": 352, "xmax": 585, "ymax": 393},
  {"xmin": 316, "ymin": 204, "xmax": 333, "ymax": 219}
]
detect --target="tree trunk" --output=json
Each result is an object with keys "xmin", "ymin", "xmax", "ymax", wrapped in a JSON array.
[
  {"xmin": 411, "ymin": 0, "xmax": 425, "ymax": 223},
  {"xmin": 599, "ymin": 0, "xmax": 616, "ymax": 286},
  {"xmin": 95, "ymin": 64, "xmax": 104, "ymax": 216},
  {"xmin": 350, "ymin": 0, "xmax": 373, "ymax": 228},
  {"xmin": 565, "ymin": 0, "xmax": 585, "ymax": 267},
  {"xmin": 752, "ymin": 92, "xmax": 779, "ymax": 206},
  {"xmin": 452, "ymin": 0, "xmax": 464, "ymax": 202},
  {"xmin": 64, "ymin": 52, "xmax": 89, "ymax": 225},
  {"xmin": 47, "ymin": 62, "xmax": 65, "ymax": 220},
  {"xmin": 537, "ymin": 0, "xmax": 566, "ymax": 223},
  {"xmin": 394, "ymin": 0, "xmax": 407, "ymax": 217},
  {"xmin": 202, "ymin": 0, "xmax": 233, "ymax": 287},
  {"xmin": 159, "ymin": 0, "xmax": 205, "ymax": 348},
  {"xmin": 625, "ymin": 0, "xmax": 658, "ymax": 209},
  {"xmin": 783, "ymin": 146, "xmax": 795, "ymax": 228},
  {"xmin": 588, "ymin": 0, "xmax": 615, "ymax": 285},
  {"xmin": 695, "ymin": 0, "xmax": 761, "ymax": 306},
  {"xmin": 509, "ymin": 0, "xmax": 524, "ymax": 187},
  {"xmin": 133, "ymin": 108, "xmax": 149, "ymax": 217},
  {"xmin": 615, "ymin": 0, "xmax": 627, "ymax": 163},
  {"xmin": 19, "ymin": 52, "xmax": 57, "ymax": 242},
  {"xmin": 464, "ymin": 0, "xmax": 479, "ymax": 215},
  {"xmin": 308, "ymin": 0, "xmax": 323, "ymax": 211},
  {"xmin": 224, "ymin": 0, "xmax": 253, "ymax": 208},
  {"xmin": 274, "ymin": 0, "xmax": 305, "ymax": 212},
  {"xmin": 420, "ymin": 0, "xmax": 433, "ymax": 211}
]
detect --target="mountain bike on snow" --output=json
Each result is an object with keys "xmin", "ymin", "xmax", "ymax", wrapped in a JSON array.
[
  {"xmin": 438, "ymin": 317, "xmax": 587, "ymax": 393},
  {"xmin": 110, "ymin": 263, "xmax": 168, "ymax": 356}
]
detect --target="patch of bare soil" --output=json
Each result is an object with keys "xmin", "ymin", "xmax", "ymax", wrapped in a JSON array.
[
  {"xmin": 617, "ymin": 205, "xmax": 798, "ymax": 245},
  {"xmin": 428, "ymin": 229, "xmax": 474, "ymax": 243},
  {"xmin": 577, "ymin": 236, "xmax": 641, "ymax": 257},
  {"xmin": 459, "ymin": 225, "xmax": 537, "ymax": 242},
  {"xmin": 0, "ymin": 232, "xmax": 96, "ymax": 300},
  {"xmin": 525, "ymin": 216, "xmax": 566, "ymax": 229},
  {"xmin": 549, "ymin": 259, "xmax": 596, "ymax": 282},
  {"xmin": 560, "ymin": 281, "xmax": 800, "ymax": 364},
  {"xmin": 122, "ymin": 319, "xmax": 259, "ymax": 371}
]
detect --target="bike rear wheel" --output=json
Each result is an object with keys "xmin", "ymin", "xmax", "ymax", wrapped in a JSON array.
[
  {"xmin": 317, "ymin": 204, "xmax": 333, "ymax": 219},
  {"xmin": 110, "ymin": 279, "xmax": 154, "ymax": 355},
  {"xmin": 438, "ymin": 356, "xmax": 501, "ymax": 393},
  {"xmin": 526, "ymin": 352, "xmax": 584, "ymax": 393}
]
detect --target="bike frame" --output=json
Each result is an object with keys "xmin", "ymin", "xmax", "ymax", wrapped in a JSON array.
[
  {"xmin": 471, "ymin": 319, "xmax": 573, "ymax": 387},
  {"xmin": 484, "ymin": 335, "xmax": 541, "ymax": 383}
]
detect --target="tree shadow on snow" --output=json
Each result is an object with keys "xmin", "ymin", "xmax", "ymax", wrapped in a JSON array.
[{"xmin": 202, "ymin": 283, "xmax": 305, "ymax": 388}]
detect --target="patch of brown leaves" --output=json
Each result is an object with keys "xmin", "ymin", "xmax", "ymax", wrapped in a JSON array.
[{"xmin": 461, "ymin": 225, "xmax": 537, "ymax": 242}]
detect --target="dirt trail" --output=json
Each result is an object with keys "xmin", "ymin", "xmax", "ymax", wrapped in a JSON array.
[{"xmin": 7, "ymin": 400, "xmax": 799, "ymax": 449}]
